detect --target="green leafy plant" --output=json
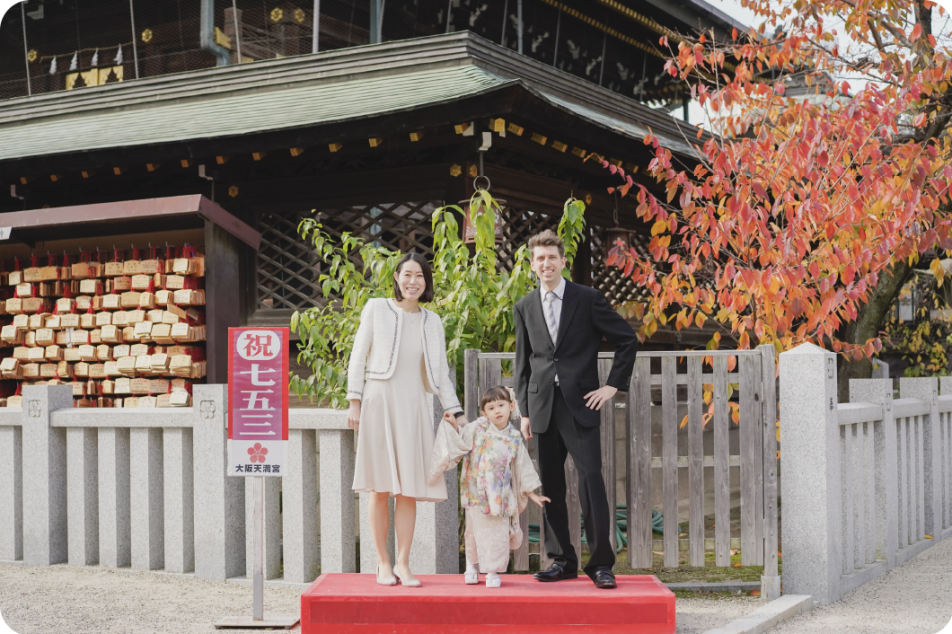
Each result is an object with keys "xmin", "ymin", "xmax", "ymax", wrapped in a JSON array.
[{"xmin": 290, "ymin": 192, "xmax": 587, "ymax": 407}]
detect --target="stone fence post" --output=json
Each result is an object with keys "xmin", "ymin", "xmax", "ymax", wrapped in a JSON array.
[
  {"xmin": 779, "ymin": 343, "xmax": 841, "ymax": 604},
  {"xmin": 22, "ymin": 385, "xmax": 73, "ymax": 566},
  {"xmin": 849, "ymin": 379, "xmax": 898, "ymax": 569},
  {"xmin": 192, "ymin": 384, "xmax": 245, "ymax": 581},
  {"xmin": 0, "ymin": 410, "xmax": 23, "ymax": 562},
  {"xmin": 899, "ymin": 378, "xmax": 942, "ymax": 541},
  {"xmin": 408, "ymin": 390, "xmax": 460, "ymax": 574}
]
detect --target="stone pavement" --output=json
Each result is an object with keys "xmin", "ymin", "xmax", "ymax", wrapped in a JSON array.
[{"xmin": 770, "ymin": 535, "xmax": 952, "ymax": 634}]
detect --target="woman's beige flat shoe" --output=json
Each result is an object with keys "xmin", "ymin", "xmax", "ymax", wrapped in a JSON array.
[
  {"xmin": 393, "ymin": 568, "xmax": 421, "ymax": 587},
  {"xmin": 376, "ymin": 565, "xmax": 397, "ymax": 586}
]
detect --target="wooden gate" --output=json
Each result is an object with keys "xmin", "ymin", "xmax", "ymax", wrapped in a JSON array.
[{"xmin": 463, "ymin": 346, "xmax": 778, "ymax": 580}]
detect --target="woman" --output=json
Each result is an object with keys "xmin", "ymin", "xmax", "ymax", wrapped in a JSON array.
[{"xmin": 346, "ymin": 252, "xmax": 467, "ymax": 586}]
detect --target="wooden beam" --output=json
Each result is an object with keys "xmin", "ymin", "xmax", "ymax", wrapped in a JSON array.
[
  {"xmin": 204, "ymin": 220, "xmax": 242, "ymax": 383},
  {"xmin": 0, "ymin": 194, "xmax": 260, "ymax": 250}
]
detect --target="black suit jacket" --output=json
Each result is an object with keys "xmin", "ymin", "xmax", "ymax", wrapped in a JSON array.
[{"xmin": 514, "ymin": 280, "xmax": 639, "ymax": 433}]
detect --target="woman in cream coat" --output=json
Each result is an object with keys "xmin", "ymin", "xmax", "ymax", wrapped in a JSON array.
[{"xmin": 347, "ymin": 253, "xmax": 467, "ymax": 587}]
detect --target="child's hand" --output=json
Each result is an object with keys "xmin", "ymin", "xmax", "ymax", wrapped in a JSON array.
[
  {"xmin": 528, "ymin": 492, "xmax": 550, "ymax": 508},
  {"xmin": 443, "ymin": 411, "xmax": 458, "ymax": 431}
]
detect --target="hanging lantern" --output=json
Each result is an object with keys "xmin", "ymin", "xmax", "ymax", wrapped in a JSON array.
[
  {"xmin": 460, "ymin": 175, "xmax": 504, "ymax": 243},
  {"xmin": 604, "ymin": 227, "xmax": 630, "ymax": 258},
  {"xmin": 603, "ymin": 192, "xmax": 629, "ymax": 257}
]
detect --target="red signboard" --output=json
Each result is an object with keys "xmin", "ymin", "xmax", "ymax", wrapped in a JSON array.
[{"xmin": 227, "ymin": 327, "xmax": 289, "ymax": 477}]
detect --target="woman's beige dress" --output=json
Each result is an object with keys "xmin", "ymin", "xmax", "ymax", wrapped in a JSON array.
[{"xmin": 352, "ymin": 307, "xmax": 448, "ymax": 502}]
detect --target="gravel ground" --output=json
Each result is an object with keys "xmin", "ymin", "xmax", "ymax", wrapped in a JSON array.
[
  {"xmin": 0, "ymin": 565, "xmax": 302, "ymax": 634},
  {"xmin": 772, "ymin": 536, "xmax": 952, "ymax": 634},
  {"xmin": 675, "ymin": 594, "xmax": 762, "ymax": 633},
  {"xmin": 0, "ymin": 563, "xmax": 760, "ymax": 634}
]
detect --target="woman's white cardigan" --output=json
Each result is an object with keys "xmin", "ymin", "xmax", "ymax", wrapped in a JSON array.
[{"xmin": 347, "ymin": 298, "xmax": 463, "ymax": 415}]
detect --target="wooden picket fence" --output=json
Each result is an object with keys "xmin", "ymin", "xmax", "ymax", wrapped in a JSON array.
[{"xmin": 463, "ymin": 347, "xmax": 779, "ymax": 584}]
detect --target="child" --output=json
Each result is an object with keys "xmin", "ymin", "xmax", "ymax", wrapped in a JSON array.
[{"xmin": 428, "ymin": 385, "xmax": 549, "ymax": 588}]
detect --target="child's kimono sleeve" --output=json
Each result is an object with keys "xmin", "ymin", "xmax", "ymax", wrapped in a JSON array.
[
  {"xmin": 510, "ymin": 440, "xmax": 543, "ymax": 515},
  {"xmin": 427, "ymin": 419, "xmax": 476, "ymax": 485}
]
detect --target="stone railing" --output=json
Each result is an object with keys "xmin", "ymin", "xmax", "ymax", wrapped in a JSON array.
[
  {"xmin": 780, "ymin": 343, "xmax": 952, "ymax": 604},
  {"xmin": 0, "ymin": 384, "xmax": 458, "ymax": 583}
]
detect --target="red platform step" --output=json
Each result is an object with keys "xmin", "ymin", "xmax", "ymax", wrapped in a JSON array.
[{"xmin": 301, "ymin": 573, "xmax": 675, "ymax": 634}]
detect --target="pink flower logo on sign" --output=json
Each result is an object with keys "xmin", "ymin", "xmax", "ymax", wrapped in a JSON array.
[{"xmin": 248, "ymin": 443, "xmax": 268, "ymax": 463}]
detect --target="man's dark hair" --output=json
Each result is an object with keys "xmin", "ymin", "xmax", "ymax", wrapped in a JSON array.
[{"xmin": 393, "ymin": 252, "xmax": 434, "ymax": 303}]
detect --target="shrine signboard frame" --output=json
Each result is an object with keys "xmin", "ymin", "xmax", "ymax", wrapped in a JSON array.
[{"xmin": 217, "ymin": 326, "xmax": 297, "ymax": 630}]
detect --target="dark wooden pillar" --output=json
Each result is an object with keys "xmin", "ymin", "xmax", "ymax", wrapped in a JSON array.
[
  {"xmin": 573, "ymin": 227, "xmax": 592, "ymax": 286},
  {"xmin": 204, "ymin": 220, "xmax": 243, "ymax": 384}
]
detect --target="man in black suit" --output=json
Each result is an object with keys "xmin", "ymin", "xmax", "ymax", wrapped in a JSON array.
[{"xmin": 514, "ymin": 230, "xmax": 639, "ymax": 589}]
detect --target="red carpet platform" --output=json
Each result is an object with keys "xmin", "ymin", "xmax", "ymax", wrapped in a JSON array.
[{"xmin": 301, "ymin": 573, "xmax": 676, "ymax": 634}]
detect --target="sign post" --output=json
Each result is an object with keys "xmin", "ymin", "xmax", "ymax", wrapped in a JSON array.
[{"xmin": 214, "ymin": 327, "xmax": 299, "ymax": 630}]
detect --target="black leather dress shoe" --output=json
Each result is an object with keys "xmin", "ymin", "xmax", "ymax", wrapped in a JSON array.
[
  {"xmin": 533, "ymin": 563, "xmax": 579, "ymax": 582},
  {"xmin": 593, "ymin": 570, "xmax": 617, "ymax": 589}
]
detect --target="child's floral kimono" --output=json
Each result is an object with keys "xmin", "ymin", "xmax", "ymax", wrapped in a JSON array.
[{"xmin": 428, "ymin": 415, "xmax": 542, "ymax": 573}]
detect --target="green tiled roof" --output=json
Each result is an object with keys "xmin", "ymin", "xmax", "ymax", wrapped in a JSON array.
[
  {"xmin": 0, "ymin": 65, "xmax": 512, "ymax": 162},
  {"xmin": 0, "ymin": 33, "xmax": 700, "ymax": 163}
]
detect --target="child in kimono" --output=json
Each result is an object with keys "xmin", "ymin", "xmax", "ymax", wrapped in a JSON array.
[{"xmin": 428, "ymin": 385, "xmax": 549, "ymax": 588}]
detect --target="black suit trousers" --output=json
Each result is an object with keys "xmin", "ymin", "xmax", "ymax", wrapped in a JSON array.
[{"xmin": 538, "ymin": 386, "xmax": 615, "ymax": 578}]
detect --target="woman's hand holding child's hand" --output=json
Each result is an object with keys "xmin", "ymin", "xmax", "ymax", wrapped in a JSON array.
[
  {"xmin": 443, "ymin": 411, "xmax": 459, "ymax": 431},
  {"xmin": 527, "ymin": 492, "xmax": 550, "ymax": 508}
]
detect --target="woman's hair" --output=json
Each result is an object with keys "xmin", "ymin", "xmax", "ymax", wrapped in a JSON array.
[
  {"xmin": 393, "ymin": 252, "xmax": 434, "ymax": 302},
  {"xmin": 479, "ymin": 385, "xmax": 513, "ymax": 412}
]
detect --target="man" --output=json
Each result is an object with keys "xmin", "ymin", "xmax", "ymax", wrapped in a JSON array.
[{"xmin": 514, "ymin": 230, "xmax": 639, "ymax": 589}]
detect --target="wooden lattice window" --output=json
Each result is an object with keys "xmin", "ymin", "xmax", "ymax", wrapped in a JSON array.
[
  {"xmin": 497, "ymin": 206, "xmax": 558, "ymax": 272},
  {"xmin": 255, "ymin": 201, "xmax": 441, "ymax": 311},
  {"xmin": 589, "ymin": 227, "xmax": 650, "ymax": 306}
]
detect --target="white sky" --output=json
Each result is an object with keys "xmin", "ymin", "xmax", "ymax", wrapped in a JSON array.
[
  {"xmin": 705, "ymin": 0, "xmax": 763, "ymax": 30},
  {"xmin": 679, "ymin": 0, "xmax": 952, "ymax": 125}
]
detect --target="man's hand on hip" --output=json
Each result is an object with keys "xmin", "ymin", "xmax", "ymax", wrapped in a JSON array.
[
  {"xmin": 584, "ymin": 385, "xmax": 618, "ymax": 410},
  {"xmin": 521, "ymin": 416, "xmax": 532, "ymax": 440}
]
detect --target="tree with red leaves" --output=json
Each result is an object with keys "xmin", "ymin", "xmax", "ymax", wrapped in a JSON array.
[{"xmin": 603, "ymin": 0, "xmax": 952, "ymax": 394}]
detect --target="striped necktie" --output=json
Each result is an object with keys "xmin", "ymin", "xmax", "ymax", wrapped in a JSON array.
[{"xmin": 545, "ymin": 291, "xmax": 559, "ymax": 345}]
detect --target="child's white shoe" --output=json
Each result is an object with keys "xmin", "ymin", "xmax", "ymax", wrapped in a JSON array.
[
  {"xmin": 486, "ymin": 572, "xmax": 501, "ymax": 588},
  {"xmin": 464, "ymin": 564, "xmax": 479, "ymax": 585}
]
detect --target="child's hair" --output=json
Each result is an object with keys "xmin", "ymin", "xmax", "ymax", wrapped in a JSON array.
[{"xmin": 479, "ymin": 385, "xmax": 513, "ymax": 412}]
